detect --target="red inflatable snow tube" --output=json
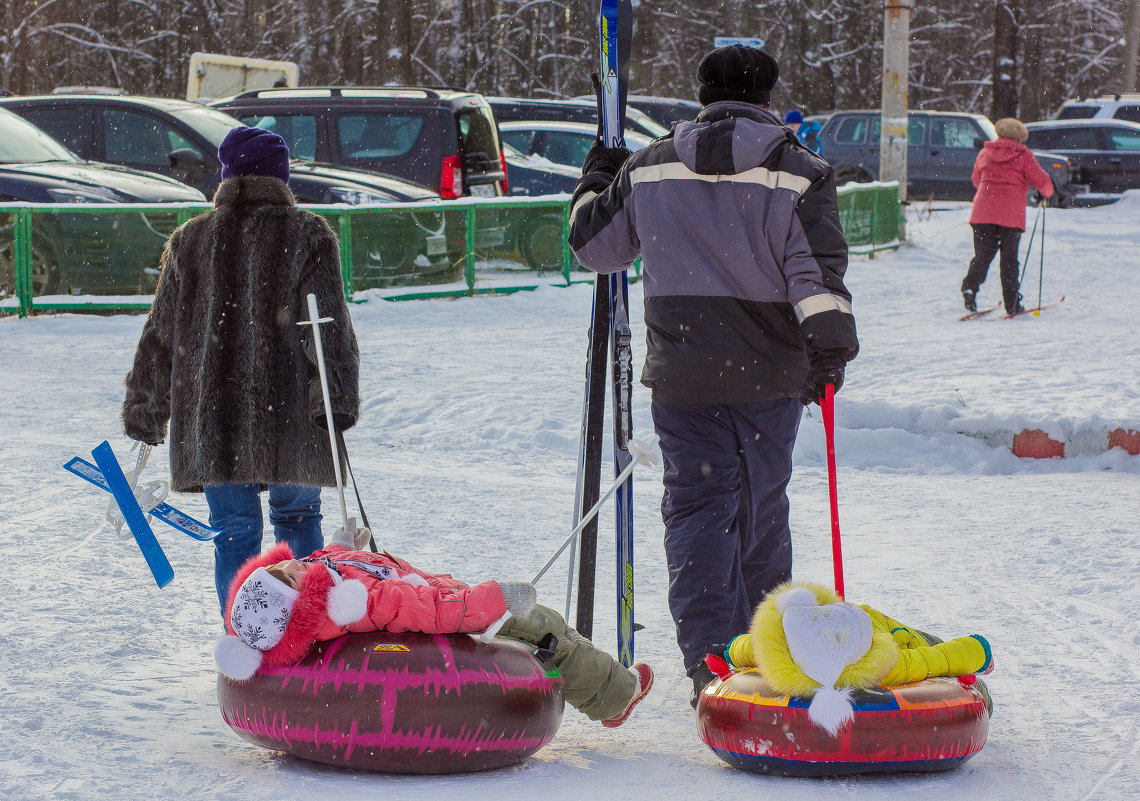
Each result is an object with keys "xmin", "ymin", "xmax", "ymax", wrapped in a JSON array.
[
  {"xmin": 218, "ymin": 631, "xmax": 564, "ymax": 774},
  {"xmin": 696, "ymin": 670, "xmax": 989, "ymax": 776}
]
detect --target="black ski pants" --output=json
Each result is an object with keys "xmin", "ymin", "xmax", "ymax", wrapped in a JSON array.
[
  {"xmin": 962, "ymin": 223, "xmax": 1022, "ymax": 311},
  {"xmin": 651, "ymin": 398, "xmax": 801, "ymax": 676}
]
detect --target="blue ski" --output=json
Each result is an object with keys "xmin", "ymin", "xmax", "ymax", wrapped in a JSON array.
[
  {"xmin": 599, "ymin": 0, "xmax": 635, "ymax": 666},
  {"xmin": 64, "ymin": 457, "xmax": 220, "ymax": 541},
  {"xmin": 90, "ymin": 441, "xmax": 175, "ymax": 588},
  {"xmin": 610, "ymin": 271, "xmax": 635, "ymax": 666}
]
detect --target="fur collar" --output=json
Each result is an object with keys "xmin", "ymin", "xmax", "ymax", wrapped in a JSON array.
[{"xmin": 212, "ymin": 175, "xmax": 296, "ymax": 207}]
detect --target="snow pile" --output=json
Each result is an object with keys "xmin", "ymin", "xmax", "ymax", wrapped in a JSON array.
[{"xmin": 0, "ymin": 198, "xmax": 1137, "ymax": 800}]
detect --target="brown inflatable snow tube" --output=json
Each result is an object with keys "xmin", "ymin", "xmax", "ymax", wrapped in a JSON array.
[{"xmin": 218, "ymin": 631, "xmax": 564, "ymax": 773}]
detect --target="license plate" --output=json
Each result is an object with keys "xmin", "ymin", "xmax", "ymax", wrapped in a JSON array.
[
  {"xmin": 469, "ymin": 183, "xmax": 496, "ymax": 198},
  {"xmin": 425, "ymin": 234, "xmax": 448, "ymax": 256}
]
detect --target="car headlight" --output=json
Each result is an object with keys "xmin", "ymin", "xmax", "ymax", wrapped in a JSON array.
[
  {"xmin": 46, "ymin": 186, "xmax": 124, "ymax": 203},
  {"xmin": 327, "ymin": 187, "xmax": 395, "ymax": 205}
]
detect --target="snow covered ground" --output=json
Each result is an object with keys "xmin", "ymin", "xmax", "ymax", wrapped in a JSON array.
[{"xmin": 1, "ymin": 195, "xmax": 1138, "ymax": 801}]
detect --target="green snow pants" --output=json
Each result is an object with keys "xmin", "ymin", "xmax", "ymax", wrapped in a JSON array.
[{"xmin": 500, "ymin": 603, "xmax": 636, "ymax": 721}]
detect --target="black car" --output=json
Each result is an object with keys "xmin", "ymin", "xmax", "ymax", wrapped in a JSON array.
[
  {"xmin": 812, "ymin": 110, "xmax": 1077, "ymax": 203},
  {"xmin": 487, "ymin": 96, "xmax": 670, "ymax": 140},
  {"xmin": 499, "ymin": 142, "xmax": 581, "ymax": 270},
  {"xmin": 1024, "ymin": 119, "xmax": 1140, "ymax": 206},
  {"xmin": 0, "ymin": 107, "xmax": 207, "ymax": 298},
  {"xmin": 212, "ymin": 86, "xmax": 507, "ymax": 200},
  {"xmin": 0, "ymin": 93, "xmax": 464, "ymax": 287},
  {"xmin": 626, "ymin": 95, "xmax": 701, "ymax": 128},
  {"xmin": 502, "ymin": 142, "xmax": 579, "ymax": 197}
]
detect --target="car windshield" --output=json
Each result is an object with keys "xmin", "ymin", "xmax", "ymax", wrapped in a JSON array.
[
  {"xmin": 171, "ymin": 106, "xmax": 242, "ymax": 148},
  {"xmin": 0, "ymin": 111, "xmax": 76, "ymax": 163}
]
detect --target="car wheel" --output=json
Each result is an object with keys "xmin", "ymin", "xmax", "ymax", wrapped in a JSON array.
[
  {"xmin": 0, "ymin": 232, "xmax": 61, "ymax": 296},
  {"xmin": 520, "ymin": 215, "xmax": 566, "ymax": 272},
  {"xmin": 834, "ymin": 167, "xmax": 874, "ymax": 186}
]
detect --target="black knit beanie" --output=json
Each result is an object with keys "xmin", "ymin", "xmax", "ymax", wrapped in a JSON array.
[{"xmin": 697, "ymin": 45, "xmax": 779, "ymax": 107}]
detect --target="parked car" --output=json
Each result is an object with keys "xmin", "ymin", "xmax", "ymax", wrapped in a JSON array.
[
  {"xmin": 502, "ymin": 142, "xmax": 579, "ymax": 197},
  {"xmin": 0, "ymin": 107, "xmax": 206, "ymax": 297},
  {"xmin": 1053, "ymin": 94, "xmax": 1140, "ymax": 123},
  {"xmin": 813, "ymin": 109, "xmax": 1077, "ymax": 203},
  {"xmin": 212, "ymin": 86, "xmax": 510, "ymax": 268},
  {"xmin": 0, "ymin": 93, "xmax": 466, "ymax": 287},
  {"xmin": 498, "ymin": 142, "xmax": 581, "ymax": 271},
  {"xmin": 626, "ymin": 95, "xmax": 701, "ymax": 128},
  {"xmin": 212, "ymin": 86, "xmax": 507, "ymax": 199},
  {"xmin": 1024, "ymin": 119, "xmax": 1140, "ymax": 206},
  {"xmin": 487, "ymin": 96, "xmax": 669, "ymax": 140},
  {"xmin": 498, "ymin": 120, "xmax": 653, "ymax": 170}
]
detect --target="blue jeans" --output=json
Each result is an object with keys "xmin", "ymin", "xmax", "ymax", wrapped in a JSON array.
[
  {"xmin": 205, "ymin": 483, "xmax": 324, "ymax": 620},
  {"xmin": 651, "ymin": 398, "xmax": 802, "ymax": 674}
]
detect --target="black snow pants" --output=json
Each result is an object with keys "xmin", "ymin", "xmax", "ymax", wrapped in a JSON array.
[
  {"xmin": 651, "ymin": 398, "xmax": 801, "ymax": 676},
  {"xmin": 962, "ymin": 223, "xmax": 1023, "ymax": 312}
]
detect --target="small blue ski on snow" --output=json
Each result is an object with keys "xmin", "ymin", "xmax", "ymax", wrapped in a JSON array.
[
  {"xmin": 88, "ymin": 441, "xmax": 174, "ymax": 588},
  {"xmin": 64, "ymin": 456, "xmax": 220, "ymax": 541}
]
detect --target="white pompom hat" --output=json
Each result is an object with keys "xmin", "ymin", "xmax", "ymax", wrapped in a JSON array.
[
  {"xmin": 214, "ymin": 544, "xmax": 368, "ymax": 681},
  {"xmin": 748, "ymin": 582, "xmax": 899, "ymax": 736}
]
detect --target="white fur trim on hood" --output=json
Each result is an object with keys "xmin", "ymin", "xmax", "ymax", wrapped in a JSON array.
[{"xmin": 326, "ymin": 579, "xmax": 368, "ymax": 626}]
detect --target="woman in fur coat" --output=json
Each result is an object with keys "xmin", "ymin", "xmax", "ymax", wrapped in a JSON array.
[
  {"xmin": 121, "ymin": 126, "xmax": 359, "ymax": 618},
  {"xmin": 215, "ymin": 522, "xmax": 654, "ymax": 727}
]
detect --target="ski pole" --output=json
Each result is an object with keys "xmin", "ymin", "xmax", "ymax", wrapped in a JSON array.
[
  {"xmin": 299, "ymin": 293, "xmax": 349, "ymax": 527},
  {"xmin": 821, "ymin": 383, "xmax": 845, "ymax": 599},
  {"xmin": 1034, "ymin": 202, "xmax": 1046, "ymax": 316},
  {"xmin": 1016, "ymin": 201, "xmax": 1042, "ymax": 291},
  {"xmin": 533, "ymin": 435, "xmax": 658, "ymax": 586}
]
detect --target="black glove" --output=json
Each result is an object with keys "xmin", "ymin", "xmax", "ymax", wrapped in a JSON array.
[
  {"xmin": 1031, "ymin": 191, "xmax": 1045, "ymax": 207},
  {"xmin": 581, "ymin": 139, "xmax": 631, "ymax": 178},
  {"xmin": 582, "ymin": 71, "xmax": 631, "ymax": 177},
  {"xmin": 800, "ymin": 351, "xmax": 846, "ymax": 406}
]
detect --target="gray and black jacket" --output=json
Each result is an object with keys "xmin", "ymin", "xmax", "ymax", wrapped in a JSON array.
[{"xmin": 569, "ymin": 101, "xmax": 858, "ymax": 406}]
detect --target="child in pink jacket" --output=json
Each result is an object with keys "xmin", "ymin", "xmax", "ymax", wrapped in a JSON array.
[
  {"xmin": 214, "ymin": 522, "xmax": 653, "ymax": 727},
  {"xmin": 961, "ymin": 117, "xmax": 1054, "ymax": 315}
]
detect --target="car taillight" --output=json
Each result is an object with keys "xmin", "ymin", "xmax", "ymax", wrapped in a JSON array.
[
  {"xmin": 499, "ymin": 149, "xmax": 509, "ymax": 195},
  {"xmin": 440, "ymin": 155, "xmax": 463, "ymax": 199}
]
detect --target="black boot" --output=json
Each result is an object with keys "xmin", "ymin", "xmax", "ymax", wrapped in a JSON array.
[
  {"xmin": 1006, "ymin": 293, "xmax": 1025, "ymax": 315},
  {"xmin": 962, "ymin": 288, "xmax": 977, "ymax": 312},
  {"xmin": 688, "ymin": 662, "xmax": 717, "ymax": 709}
]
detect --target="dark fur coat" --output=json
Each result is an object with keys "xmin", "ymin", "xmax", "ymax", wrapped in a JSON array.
[{"xmin": 122, "ymin": 176, "xmax": 359, "ymax": 492}]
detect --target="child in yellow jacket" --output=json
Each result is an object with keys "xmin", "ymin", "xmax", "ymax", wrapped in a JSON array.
[{"xmin": 719, "ymin": 581, "xmax": 992, "ymax": 734}]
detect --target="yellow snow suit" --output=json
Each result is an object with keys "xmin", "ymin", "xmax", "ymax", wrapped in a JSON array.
[{"xmin": 725, "ymin": 582, "xmax": 991, "ymax": 693}]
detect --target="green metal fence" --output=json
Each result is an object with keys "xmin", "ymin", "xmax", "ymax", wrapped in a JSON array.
[{"xmin": 0, "ymin": 183, "xmax": 901, "ymax": 317}]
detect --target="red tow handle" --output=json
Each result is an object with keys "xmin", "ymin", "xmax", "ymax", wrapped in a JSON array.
[{"xmin": 821, "ymin": 383, "xmax": 845, "ymax": 599}]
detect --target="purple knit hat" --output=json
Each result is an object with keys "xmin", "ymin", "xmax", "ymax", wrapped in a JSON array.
[{"xmin": 218, "ymin": 126, "xmax": 290, "ymax": 182}]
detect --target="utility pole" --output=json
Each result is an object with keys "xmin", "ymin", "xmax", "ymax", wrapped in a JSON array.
[
  {"xmin": 880, "ymin": 0, "xmax": 914, "ymax": 219},
  {"xmin": 1126, "ymin": 0, "xmax": 1140, "ymax": 92},
  {"xmin": 993, "ymin": 1, "xmax": 1020, "ymax": 119}
]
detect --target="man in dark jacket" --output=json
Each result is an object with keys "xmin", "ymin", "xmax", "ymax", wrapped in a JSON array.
[
  {"xmin": 569, "ymin": 46, "xmax": 858, "ymax": 706},
  {"xmin": 122, "ymin": 126, "xmax": 360, "ymax": 618}
]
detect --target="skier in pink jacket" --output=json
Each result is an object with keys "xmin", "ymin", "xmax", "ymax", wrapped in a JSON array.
[
  {"xmin": 213, "ymin": 522, "xmax": 653, "ymax": 727},
  {"xmin": 961, "ymin": 117, "xmax": 1054, "ymax": 315}
]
